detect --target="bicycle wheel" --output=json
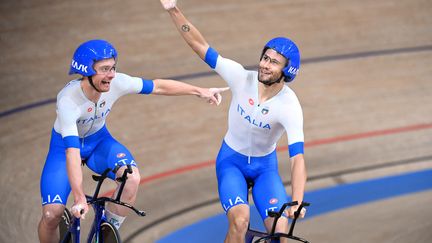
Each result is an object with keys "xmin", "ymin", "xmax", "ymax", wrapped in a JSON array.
[
  {"xmin": 59, "ymin": 208, "xmax": 72, "ymax": 243},
  {"xmin": 99, "ymin": 221, "xmax": 121, "ymax": 243}
]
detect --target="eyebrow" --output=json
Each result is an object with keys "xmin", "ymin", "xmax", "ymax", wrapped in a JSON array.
[
  {"xmin": 98, "ymin": 64, "xmax": 116, "ymax": 68},
  {"xmin": 263, "ymin": 54, "xmax": 282, "ymax": 64}
]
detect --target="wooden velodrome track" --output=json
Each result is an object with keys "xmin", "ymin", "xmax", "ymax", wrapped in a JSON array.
[{"xmin": 1, "ymin": 0, "xmax": 431, "ymax": 242}]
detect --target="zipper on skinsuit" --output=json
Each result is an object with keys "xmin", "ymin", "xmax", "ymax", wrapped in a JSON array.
[
  {"xmin": 81, "ymin": 102, "xmax": 98, "ymax": 148},
  {"xmin": 247, "ymin": 103, "xmax": 261, "ymax": 164}
]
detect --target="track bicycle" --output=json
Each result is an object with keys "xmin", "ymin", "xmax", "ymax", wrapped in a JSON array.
[
  {"xmin": 59, "ymin": 165, "xmax": 146, "ymax": 243},
  {"xmin": 245, "ymin": 183, "xmax": 310, "ymax": 243}
]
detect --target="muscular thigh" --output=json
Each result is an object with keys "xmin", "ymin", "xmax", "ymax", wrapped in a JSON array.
[
  {"xmin": 216, "ymin": 143, "xmax": 249, "ymax": 213},
  {"xmin": 252, "ymin": 171, "xmax": 288, "ymax": 221},
  {"xmin": 85, "ymin": 136, "xmax": 137, "ymax": 180},
  {"xmin": 40, "ymin": 132, "xmax": 70, "ymax": 206}
]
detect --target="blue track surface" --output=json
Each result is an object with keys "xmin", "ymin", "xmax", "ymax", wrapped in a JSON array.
[{"xmin": 157, "ymin": 169, "xmax": 432, "ymax": 243}]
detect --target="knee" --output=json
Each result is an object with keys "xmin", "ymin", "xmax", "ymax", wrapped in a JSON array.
[
  {"xmin": 229, "ymin": 216, "xmax": 249, "ymax": 234},
  {"xmin": 122, "ymin": 169, "xmax": 141, "ymax": 198},
  {"xmin": 40, "ymin": 206, "xmax": 63, "ymax": 229}
]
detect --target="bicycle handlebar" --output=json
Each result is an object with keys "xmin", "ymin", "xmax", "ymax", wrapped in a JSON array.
[
  {"xmin": 265, "ymin": 201, "xmax": 310, "ymax": 242},
  {"xmin": 88, "ymin": 197, "xmax": 146, "ymax": 217},
  {"xmin": 85, "ymin": 165, "xmax": 146, "ymax": 217}
]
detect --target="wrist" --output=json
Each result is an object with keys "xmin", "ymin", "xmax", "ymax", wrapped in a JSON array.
[
  {"xmin": 73, "ymin": 191, "xmax": 86, "ymax": 203},
  {"xmin": 196, "ymin": 87, "xmax": 205, "ymax": 97},
  {"xmin": 167, "ymin": 5, "xmax": 178, "ymax": 13}
]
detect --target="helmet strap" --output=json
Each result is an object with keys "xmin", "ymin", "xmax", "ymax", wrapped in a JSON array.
[{"xmin": 88, "ymin": 76, "xmax": 102, "ymax": 93}]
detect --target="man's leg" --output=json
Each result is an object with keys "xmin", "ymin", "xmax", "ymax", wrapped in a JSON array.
[
  {"xmin": 105, "ymin": 166, "xmax": 140, "ymax": 229},
  {"xmin": 225, "ymin": 204, "xmax": 250, "ymax": 243},
  {"xmin": 39, "ymin": 133, "xmax": 70, "ymax": 243},
  {"xmin": 85, "ymin": 135, "xmax": 141, "ymax": 230},
  {"xmin": 38, "ymin": 204, "xmax": 65, "ymax": 243},
  {"xmin": 264, "ymin": 216, "xmax": 289, "ymax": 243},
  {"xmin": 253, "ymin": 170, "xmax": 289, "ymax": 243}
]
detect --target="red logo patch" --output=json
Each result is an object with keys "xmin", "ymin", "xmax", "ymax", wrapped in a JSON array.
[
  {"xmin": 87, "ymin": 107, "xmax": 93, "ymax": 112},
  {"xmin": 249, "ymin": 98, "xmax": 254, "ymax": 106},
  {"xmin": 117, "ymin": 153, "xmax": 126, "ymax": 158},
  {"xmin": 269, "ymin": 198, "xmax": 278, "ymax": 204}
]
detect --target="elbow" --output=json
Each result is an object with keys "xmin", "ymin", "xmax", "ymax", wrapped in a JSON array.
[{"xmin": 190, "ymin": 43, "xmax": 209, "ymax": 60}]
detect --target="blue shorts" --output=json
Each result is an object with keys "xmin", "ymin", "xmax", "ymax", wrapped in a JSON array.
[
  {"xmin": 216, "ymin": 140, "xmax": 288, "ymax": 221},
  {"xmin": 40, "ymin": 126, "xmax": 137, "ymax": 206}
]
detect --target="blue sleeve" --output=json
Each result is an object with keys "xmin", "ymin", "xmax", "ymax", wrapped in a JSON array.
[
  {"xmin": 140, "ymin": 79, "xmax": 154, "ymax": 94},
  {"xmin": 63, "ymin": 135, "xmax": 80, "ymax": 149},
  {"xmin": 288, "ymin": 142, "xmax": 304, "ymax": 157},
  {"xmin": 204, "ymin": 47, "xmax": 219, "ymax": 69}
]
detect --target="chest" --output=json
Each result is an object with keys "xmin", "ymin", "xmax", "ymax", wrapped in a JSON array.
[
  {"xmin": 76, "ymin": 97, "xmax": 114, "ymax": 125},
  {"xmin": 232, "ymin": 97, "xmax": 280, "ymax": 131}
]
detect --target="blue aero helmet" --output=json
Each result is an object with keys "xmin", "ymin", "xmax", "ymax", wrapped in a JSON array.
[
  {"xmin": 69, "ymin": 39, "xmax": 117, "ymax": 76},
  {"xmin": 262, "ymin": 37, "xmax": 300, "ymax": 82}
]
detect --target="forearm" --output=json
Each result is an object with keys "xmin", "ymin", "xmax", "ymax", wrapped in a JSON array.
[
  {"xmin": 290, "ymin": 154, "xmax": 307, "ymax": 202},
  {"xmin": 167, "ymin": 7, "xmax": 209, "ymax": 60},
  {"xmin": 152, "ymin": 78, "xmax": 203, "ymax": 96},
  {"xmin": 66, "ymin": 148, "xmax": 86, "ymax": 202}
]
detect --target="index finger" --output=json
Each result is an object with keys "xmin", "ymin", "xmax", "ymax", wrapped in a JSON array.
[{"xmin": 218, "ymin": 87, "xmax": 230, "ymax": 92}]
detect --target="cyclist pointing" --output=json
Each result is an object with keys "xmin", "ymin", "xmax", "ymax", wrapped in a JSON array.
[
  {"xmin": 38, "ymin": 39, "xmax": 228, "ymax": 243},
  {"xmin": 160, "ymin": 1, "xmax": 307, "ymax": 242}
]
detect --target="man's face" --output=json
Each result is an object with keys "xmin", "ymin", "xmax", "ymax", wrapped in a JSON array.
[
  {"xmin": 91, "ymin": 58, "xmax": 116, "ymax": 92},
  {"xmin": 258, "ymin": 49, "xmax": 287, "ymax": 85}
]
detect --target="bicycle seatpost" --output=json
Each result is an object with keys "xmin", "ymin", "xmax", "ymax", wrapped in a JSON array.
[{"xmin": 115, "ymin": 164, "xmax": 133, "ymax": 201}]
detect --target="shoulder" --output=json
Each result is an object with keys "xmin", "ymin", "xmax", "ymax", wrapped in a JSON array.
[
  {"xmin": 280, "ymin": 85, "xmax": 300, "ymax": 103},
  {"xmin": 58, "ymin": 79, "xmax": 80, "ymax": 94},
  {"xmin": 214, "ymin": 56, "xmax": 250, "ymax": 85},
  {"xmin": 277, "ymin": 85, "xmax": 303, "ymax": 114},
  {"xmin": 57, "ymin": 79, "xmax": 81, "ymax": 104}
]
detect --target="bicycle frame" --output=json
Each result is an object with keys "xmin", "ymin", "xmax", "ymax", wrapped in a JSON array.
[
  {"xmin": 60, "ymin": 216, "xmax": 80, "ymax": 243},
  {"xmin": 60, "ymin": 165, "xmax": 146, "ymax": 243},
  {"xmin": 85, "ymin": 198, "xmax": 107, "ymax": 243}
]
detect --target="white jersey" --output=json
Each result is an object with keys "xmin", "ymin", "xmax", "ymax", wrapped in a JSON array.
[
  {"xmin": 214, "ymin": 55, "xmax": 304, "ymax": 157},
  {"xmin": 53, "ymin": 73, "xmax": 153, "ymax": 139}
]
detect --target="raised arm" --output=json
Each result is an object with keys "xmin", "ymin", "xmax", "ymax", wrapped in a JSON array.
[{"xmin": 161, "ymin": 0, "xmax": 209, "ymax": 60}]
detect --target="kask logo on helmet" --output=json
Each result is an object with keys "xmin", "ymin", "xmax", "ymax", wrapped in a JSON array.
[
  {"xmin": 71, "ymin": 59, "xmax": 89, "ymax": 73},
  {"xmin": 287, "ymin": 66, "xmax": 299, "ymax": 75}
]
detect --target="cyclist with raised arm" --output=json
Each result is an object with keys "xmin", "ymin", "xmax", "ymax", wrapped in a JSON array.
[
  {"xmin": 38, "ymin": 39, "xmax": 228, "ymax": 243},
  {"xmin": 160, "ymin": 1, "xmax": 307, "ymax": 242}
]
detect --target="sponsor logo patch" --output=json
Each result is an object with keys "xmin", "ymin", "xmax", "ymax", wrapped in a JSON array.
[
  {"xmin": 117, "ymin": 153, "xmax": 126, "ymax": 158},
  {"xmin": 269, "ymin": 198, "xmax": 278, "ymax": 204},
  {"xmin": 249, "ymin": 98, "xmax": 254, "ymax": 106}
]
